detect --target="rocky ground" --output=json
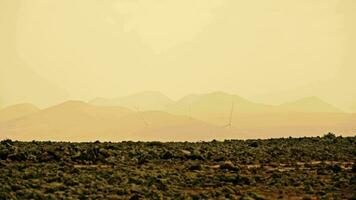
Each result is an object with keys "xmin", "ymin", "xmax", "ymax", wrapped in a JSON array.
[{"xmin": 0, "ymin": 133, "xmax": 355, "ymax": 199}]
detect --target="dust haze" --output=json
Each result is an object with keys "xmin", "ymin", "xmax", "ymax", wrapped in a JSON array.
[{"xmin": 0, "ymin": 0, "xmax": 355, "ymax": 141}]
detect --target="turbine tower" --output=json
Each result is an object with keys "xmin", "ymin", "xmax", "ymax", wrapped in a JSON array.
[
  {"xmin": 135, "ymin": 106, "xmax": 150, "ymax": 127},
  {"xmin": 188, "ymin": 104, "xmax": 192, "ymax": 119},
  {"xmin": 224, "ymin": 99, "xmax": 234, "ymax": 128}
]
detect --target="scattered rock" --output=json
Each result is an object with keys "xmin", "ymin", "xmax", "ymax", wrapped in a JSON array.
[
  {"xmin": 188, "ymin": 162, "xmax": 202, "ymax": 171},
  {"xmin": 181, "ymin": 150, "xmax": 191, "ymax": 156},
  {"xmin": 220, "ymin": 161, "xmax": 238, "ymax": 171},
  {"xmin": 0, "ymin": 137, "xmax": 354, "ymax": 199}
]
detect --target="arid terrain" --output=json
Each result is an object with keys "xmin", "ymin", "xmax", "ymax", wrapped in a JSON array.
[
  {"xmin": 1, "ymin": 1, "xmax": 355, "ymax": 199},
  {"xmin": 0, "ymin": 133, "xmax": 355, "ymax": 199}
]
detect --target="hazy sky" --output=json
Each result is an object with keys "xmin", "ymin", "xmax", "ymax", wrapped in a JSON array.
[{"xmin": 0, "ymin": 0, "xmax": 355, "ymax": 107}]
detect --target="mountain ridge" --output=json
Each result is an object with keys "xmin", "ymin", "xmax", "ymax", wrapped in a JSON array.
[
  {"xmin": 278, "ymin": 96, "xmax": 342, "ymax": 113},
  {"xmin": 90, "ymin": 91, "xmax": 174, "ymax": 111},
  {"xmin": 0, "ymin": 103, "xmax": 40, "ymax": 123},
  {"xmin": 0, "ymin": 101, "xmax": 213, "ymax": 141}
]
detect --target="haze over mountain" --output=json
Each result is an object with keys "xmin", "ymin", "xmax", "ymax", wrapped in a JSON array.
[
  {"xmin": 0, "ymin": 1, "xmax": 355, "ymax": 141},
  {"xmin": 253, "ymin": 1, "xmax": 356, "ymax": 110},
  {"xmin": 277, "ymin": 96, "xmax": 342, "ymax": 113},
  {"xmin": 166, "ymin": 92, "xmax": 344, "ymax": 125},
  {"xmin": 166, "ymin": 92, "xmax": 272, "ymax": 125},
  {"xmin": 0, "ymin": 101, "xmax": 214, "ymax": 141},
  {"xmin": 0, "ymin": 101, "xmax": 133, "ymax": 140},
  {"xmin": 0, "ymin": 1, "xmax": 355, "ymax": 108},
  {"xmin": 90, "ymin": 91, "xmax": 174, "ymax": 111},
  {"xmin": 254, "ymin": 79, "xmax": 356, "ymax": 112},
  {"xmin": 0, "ymin": 93, "xmax": 354, "ymax": 141},
  {"xmin": 0, "ymin": 103, "xmax": 40, "ymax": 123}
]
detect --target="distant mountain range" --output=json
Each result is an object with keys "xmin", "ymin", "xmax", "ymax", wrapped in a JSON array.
[
  {"xmin": 277, "ymin": 96, "xmax": 342, "ymax": 113},
  {"xmin": 0, "ymin": 103, "xmax": 40, "ymax": 123},
  {"xmin": 0, "ymin": 100, "xmax": 212, "ymax": 141},
  {"xmin": 0, "ymin": 92, "xmax": 355, "ymax": 141},
  {"xmin": 93, "ymin": 91, "xmax": 342, "ymax": 114},
  {"xmin": 165, "ymin": 92, "xmax": 344, "ymax": 126},
  {"xmin": 90, "ymin": 91, "xmax": 174, "ymax": 111},
  {"xmin": 254, "ymin": 79, "xmax": 356, "ymax": 112}
]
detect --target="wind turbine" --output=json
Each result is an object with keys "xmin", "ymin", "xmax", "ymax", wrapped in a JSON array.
[
  {"xmin": 210, "ymin": 97, "xmax": 236, "ymax": 136},
  {"xmin": 224, "ymin": 99, "xmax": 235, "ymax": 128},
  {"xmin": 188, "ymin": 104, "xmax": 192, "ymax": 119},
  {"xmin": 134, "ymin": 106, "xmax": 150, "ymax": 127}
]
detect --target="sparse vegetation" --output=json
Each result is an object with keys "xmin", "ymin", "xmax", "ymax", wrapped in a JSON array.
[{"xmin": 0, "ymin": 135, "xmax": 355, "ymax": 199}]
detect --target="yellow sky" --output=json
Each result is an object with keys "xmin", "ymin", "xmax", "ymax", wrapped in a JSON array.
[{"xmin": 0, "ymin": 0, "xmax": 355, "ymax": 108}]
